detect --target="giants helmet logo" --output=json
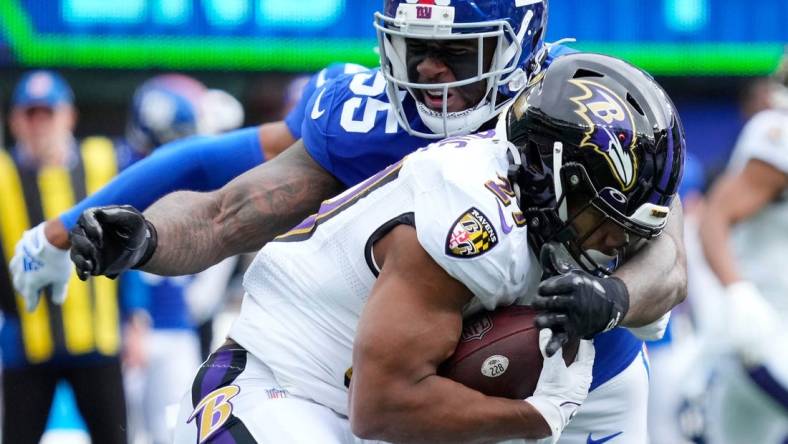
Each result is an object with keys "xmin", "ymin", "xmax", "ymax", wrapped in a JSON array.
[
  {"xmin": 569, "ymin": 79, "xmax": 639, "ymax": 191},
  {"xmin": 404, "ymin": 0, "xmax": 452, "ymax": 19},
  {"xmin": 405, "ymin": 0, "xmax": 452, "ymax": 4}
]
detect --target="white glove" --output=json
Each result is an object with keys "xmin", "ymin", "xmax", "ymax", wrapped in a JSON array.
[
  {"xmin": 525, "ymin": 329, "xmax": 595, "ymax": 443},
  {"xmin": 9, "ymin": 222, "xmax": 71, "ymax": 311},
  {"xmin": 724, "ymin": 281, "xmax": 779, "ymax": 365}
]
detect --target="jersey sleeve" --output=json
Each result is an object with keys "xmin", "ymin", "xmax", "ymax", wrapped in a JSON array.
[
  {"xmin": 406, "ymin": 147, "xmax": 532, "ymax": 310},
  {"xmin": 731, "ymin": 111, "xmax": 788, "ymax": 174},
  {"xmin": 284, "ymin": 63, "xmax": 367, "ymax": 139},
  {"xmin": 301, "ymin": 68, "xmax": 428, "ymax": 188},
  {"xmin": 301, "ymin": 76, "xmax": 342, "ymax": 177}
]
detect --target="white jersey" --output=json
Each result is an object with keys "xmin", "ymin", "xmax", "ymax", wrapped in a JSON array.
[
  {"xmin": 230, "ymin": 130, "xmax": 541, "ymax": 415},
  {"xmin": 727, "ymin": 109, "xmax": 788, "ymax": 315}
]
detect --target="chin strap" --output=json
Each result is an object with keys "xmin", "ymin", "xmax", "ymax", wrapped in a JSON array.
[
  {"xmin": 503, "ymin": 113, "xmax": 524, "ymax": 205},
  {"xmin": 552, "ymin": 141, "xmax": 567, "ymax": 221}
]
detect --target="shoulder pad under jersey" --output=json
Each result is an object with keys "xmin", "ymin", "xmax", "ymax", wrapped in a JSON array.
[{"xmin": 403, "ymin": 131, "xmax": 538, "ymax": 308}]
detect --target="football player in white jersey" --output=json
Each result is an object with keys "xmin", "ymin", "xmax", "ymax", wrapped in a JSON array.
[
  {"xmin": 13, "ymin": 8, "xmax": 689, "ymax": 438},
  {"xmin": 700, "ymin": 53, "xmax": 788, "ymax": 444},
  {"xmin": 67, "ymin": 52, "xmax": 685, "ymax": 443}
]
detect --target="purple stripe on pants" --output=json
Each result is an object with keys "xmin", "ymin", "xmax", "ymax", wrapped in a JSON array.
[
  {"xmin": 201, "ymin": 349, "xmax": 233, "ymax": 399},
  {"xmin": 210, "ymin": 429, "xmax": 239, "ymax": 444}
]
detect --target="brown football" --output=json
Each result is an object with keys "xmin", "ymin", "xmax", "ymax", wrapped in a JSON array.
[{"xmin": 438, "ymin": 305, "xmax": 579, "ymax": 399}]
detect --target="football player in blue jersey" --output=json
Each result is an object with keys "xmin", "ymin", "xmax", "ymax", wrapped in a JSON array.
[
  {"xmin": 75, "ymin": 52, "xmax": 684, "ymax": 444},
  {"xmin": 14, "ymin": 2, "xmax": 686, "ymax": 441}
]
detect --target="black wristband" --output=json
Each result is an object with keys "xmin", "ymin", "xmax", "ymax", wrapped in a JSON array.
[
  {"xmin": 602, "ymin": 276, "xmax": 630, "ymax": 332},
  {"xmin": 133, "ymin": 220, "xmax": 158, "ymax": 269}
]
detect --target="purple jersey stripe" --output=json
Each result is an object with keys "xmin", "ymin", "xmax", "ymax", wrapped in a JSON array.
[
  {"xmin": 318, "ymin": 161, "xmax": 403, "ymax": 215},
  {"xmin": 275, "ymin": 161, "xmax": 404, "ymax": 242},
  {"xmin": 747, "ymin": 365, "xmax": 788, "ymax": 411}
]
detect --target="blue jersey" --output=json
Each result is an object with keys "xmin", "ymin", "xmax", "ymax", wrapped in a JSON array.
[
  {"xmin": 285, "ymin": 62, "xmax": 368, "ymax": 140},
  {"xmin": 301, "ymin": 46, "xmax": 643, "ymax": 391},
  {"xmin": 121, "ymin": 271, "xmax": 194, "ymax": 330}
]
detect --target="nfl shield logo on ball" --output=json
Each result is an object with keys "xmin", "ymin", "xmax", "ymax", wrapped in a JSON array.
[
  {"xmin": 481, "ymin": 355, "xmax": 510, "ymax": 378},
  {"xmin": 460, "ymin": 315, "xmax": 493, "ymax": 341}
]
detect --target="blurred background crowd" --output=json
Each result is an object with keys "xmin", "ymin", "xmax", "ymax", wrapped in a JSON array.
[{"xmin": 0, "ymin": 1, "xmax": 786, "ymax": 443}]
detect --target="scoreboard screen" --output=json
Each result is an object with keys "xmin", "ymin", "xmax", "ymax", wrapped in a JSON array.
[{"xmin": 0, "ymin": 0, "xmax": 785, "ymax": 75}]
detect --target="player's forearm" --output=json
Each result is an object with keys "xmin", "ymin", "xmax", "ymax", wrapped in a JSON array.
[
  {"xmin": 140, "ymin": 190, "xmax": 224, "ymax": 275},
  {"xmin": 698, "ymin": 204, "xmax": 740, "ymax": 286},
  {"xmin": 616, "ymin": 199, "xmax": 687, "ymax": 327},
  {"xmin": 698, "ymin": 177, "xmax": 745, "ymax": 286},
  {"xmin": 350, "ymin": 375, "xmax": 551, "ymax": 443},
  {"xmin": 141, "ymin": 142, "xmax": 343, "ymax": 275}
]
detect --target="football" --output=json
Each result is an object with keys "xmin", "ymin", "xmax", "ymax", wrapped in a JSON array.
[{"xmin": 438, "ymin": 305, "xmax": 578, "ymax": 399}]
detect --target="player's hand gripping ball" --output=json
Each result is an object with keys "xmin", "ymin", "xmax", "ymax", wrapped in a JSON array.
[{"xmin": 439, "ymin": 305, "xmax": 579, "ymax": 399}]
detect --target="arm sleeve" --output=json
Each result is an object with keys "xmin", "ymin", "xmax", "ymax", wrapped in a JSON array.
[{"xmin": 59, "ymin": 126, "xmax": 264, "ymax": 229}]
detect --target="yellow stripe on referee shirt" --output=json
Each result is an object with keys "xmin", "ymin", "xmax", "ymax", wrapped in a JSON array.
[
  {"xmin": 0, "ymin": 150, "xmax": 54, "ymax": 363},
  {"xmin": 81, "ymin": 137, "xmax": 120, "ymax": 356},
  {"xmin": 38, "ymin": 164, "xmax": 97, "ymax": 355}
]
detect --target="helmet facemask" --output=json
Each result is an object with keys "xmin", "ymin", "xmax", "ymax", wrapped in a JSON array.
[
  {"xmin": 374, "ymin": 3, "xmax": 541, "ymax": 138},
  {"xmin": 518, "ymin": 143, "xmax": 666, "ymax": 277}
]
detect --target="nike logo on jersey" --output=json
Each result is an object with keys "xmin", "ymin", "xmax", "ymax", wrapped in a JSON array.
[
  {"xmin": 497, "ymin": 201, "xmax": 513, "ymax": 234},
  {"xmin": 586, "ymin": 431, "xmax": 623, "ymax": 444},
  {"xmin": 311, "ymin": 88, "xmax": 327, "ymax": 119}
]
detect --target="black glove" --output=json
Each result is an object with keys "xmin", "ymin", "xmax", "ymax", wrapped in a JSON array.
[
  {"xmin": 69, "ymin": 205, "xmax": 157, "ymax": 280},
  {"xmin": 533, "ymin": 245, "xmax": 629, "ymax": 356}
]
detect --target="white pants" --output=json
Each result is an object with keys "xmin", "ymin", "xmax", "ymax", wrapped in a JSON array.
[
  {"xmin": 173, "ymin": 343, "xmax": 384, "ymax": 444},
  {"xmin": 557, "ymin": 348, "xmax": 650, "ymax": 444},
  {"xmin": 175, "ymin": 345, "xmax": 649, "ymax": 444},
  {"xmin": 127, "ymin": 329, "xmax": 201, "ymax": 444}
]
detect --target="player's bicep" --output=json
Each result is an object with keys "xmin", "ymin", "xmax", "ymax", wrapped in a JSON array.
[
  {"xmin": 709, "ymin": 158, "xmax": 788, "ymax": 223},
  {"xmin": 353, "ymin": 225, "xmax": 472, "ymax": 396}
]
